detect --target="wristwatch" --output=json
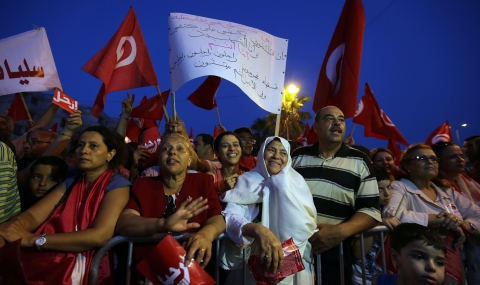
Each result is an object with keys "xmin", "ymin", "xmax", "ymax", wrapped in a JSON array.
[{"xmin": 35, "ymin": 234, "xmax": 47, "ymax": 250}]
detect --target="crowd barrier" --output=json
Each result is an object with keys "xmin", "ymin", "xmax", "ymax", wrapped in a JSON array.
[{"xmin": 88, "ymin": 225, "xmax": 391, "ymax": 285}]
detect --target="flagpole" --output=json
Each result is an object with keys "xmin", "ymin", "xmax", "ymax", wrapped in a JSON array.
[
  {"xmin": 274, "ymin": 113, "xmax": 281, "ymax": 136},
  {"xmin": 172, "ymin": 92, "xmax": 177, "ymax": 121},
  {"xmin": 349, "ymin": 123, "xmax": 357, "ymax": 136},
  {"xmin": 155, "ymin": 85, "xmax": 169, "ymax": 122},
  {"xmin": 17, "ymin": 93, "xmax": 32, "ymax": 122},
  {"xmin": 215, "ymin": 106, "xmax": 222, "ymax": 126}
]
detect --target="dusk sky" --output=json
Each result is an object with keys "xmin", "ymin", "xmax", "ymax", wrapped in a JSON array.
[{"xmin": 1, "ymin": 0, "xmax": 479, "ymax": 150}]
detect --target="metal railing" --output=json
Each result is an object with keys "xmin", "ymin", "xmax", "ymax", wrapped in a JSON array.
[{"xmin": 89, "ymin": 226, "xmax": 391, "ymax": 285}]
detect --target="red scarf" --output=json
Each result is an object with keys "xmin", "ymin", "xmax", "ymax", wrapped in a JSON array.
[
  {"xmin": 21, "ymin": 170, "xmax": 114, "ymax": 285},
  {"xmin": 238, "ymin": 155, "xmax": 257, "ymax": 172}
]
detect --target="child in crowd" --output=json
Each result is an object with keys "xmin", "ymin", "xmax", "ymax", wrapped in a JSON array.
[
  {"xmin": 352, "ymin": 166, "xmax": 401, "ymax": 285},
  {"xmin": 373, "ymin": 223, "xmax": 446, "ymax": 285},
  {"xmin": 20, "ymin": 156, "xmax": 68, "ymax": 211}
]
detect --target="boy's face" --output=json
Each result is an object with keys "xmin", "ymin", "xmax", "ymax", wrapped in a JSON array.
[
  {"xmin": 29, "ymin": 164, "xmax": 61, "ymax": 198},
  {"xmin": 377, "ymin": 180, "xmax": 392, "ymax": 206},
  {"xmin": 392, "ymin": 240, "xmax": 445, "ymax": 285}
]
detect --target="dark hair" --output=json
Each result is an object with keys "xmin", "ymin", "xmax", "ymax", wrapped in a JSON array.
[
  {"xmin": 350, "ymin": 145, "xmax": 371, "ymax": 158},
  {"xmin": 213, "ymin": 131, "xmax": 241, "ymax": 152},
  {"xmin": 464, "ymin": 135, "xmax": 480, "ymax": 143},
  {"xmin": 431, "ymin": 141, "xmax": 457, "ymax": 157},
  {"xmin": 391, "ymin": 223, "xmax": 446, "ymax": 254},
  {"xmin": 373, "ymin": 165, "xmax": 390, "ymax": 181},
  {"xmin": 74, "ymin": 126, "xmax": 128, "ymax": 169},
  {"xmin": 0, "ymin": 115, "xmax": 13, "ymax": 139},
  {"xmin": 370, "ymin": 148, "xmax": 394, "ymax": 162},
  {"xmin": 30, "ymin": 156, "xmax": 69, "ymax": 181},
  {"xmin": 196, "ymin": 133, "xmax": 214, "ymax": 147},
  {"xmin": 27, "ymin": 128, "xmax": 58, "ymax": 141},
  {"xmin": 233, "ymin": 127, "xmax": 253, "ymax": 137}
]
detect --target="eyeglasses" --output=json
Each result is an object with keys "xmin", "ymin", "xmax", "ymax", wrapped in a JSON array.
[
  {"xmin": 408, "ymin": 155, "xmax": 438, "ymax": 163},
  {"xmin": 240, "ymin": 137, "xmax": 256, "ymax": 144},
  {"xmin": 23, "ymin": 138, "xmax": 52, "ymax": 146}
]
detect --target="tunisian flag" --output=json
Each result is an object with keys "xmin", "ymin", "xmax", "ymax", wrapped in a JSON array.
[
  {"xmin": 353, "ymin": 83, "xmax": 409, "ymax": 146},
  {"xmin": 83, "ymin": 7, "xmax": 158, "ymax": 117},
  {"xmin": 130, "ymin": 91, "xmax": 169, "ymax": 120},
  {"xmin": 4, "ymin": 93, "xmax": 29, "ymax": 122},
  {"xmin": 312, "ymin": 0, "xmax": 365, "ymax": 117},
  {"xmin": 296, "ymin": 123, "xmax": 311, "ymax": 146},
  {"xmin": 187, "ymin": 76, "xmax": 222, "ymax": 110},
  {"xmin": 213, "ymin": 125, "xmax": 221, "ymax": 138},
  {"xmin": 424, "ymin": 121, "xmax": 452, "ymax": 146}
]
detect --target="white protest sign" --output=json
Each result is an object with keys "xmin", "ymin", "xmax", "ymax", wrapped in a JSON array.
[
  {"xmin": 0, "ymin": 28, "xmax": 62, "ymax": 96},
  {"xmin": 169, "ymin": 13, "xmax": 288, "ymax": 114}
]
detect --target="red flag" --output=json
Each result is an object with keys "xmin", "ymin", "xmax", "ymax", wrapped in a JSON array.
[
  {"xmin": 139, "ymin": 127, "xmax": 161, "ymax": 168},
  {"xmin": 296, "ymin": 123, "xmax": 311, "ymax": 146},
  {"xmin": 188, "ymin": 128, "xmax": 194, "ymax": 147},
  {"xmin": 4, "ymin": 93, "xmax": 29, "ymax": 122},
  {"xmin": 125, "ymin": 116, "xmax": 157, "ymax": 143},
  {"xmin": 424, "ymin": 121, "xmax": 452, "ymax": 146},
  {"xmin": 312, "ymin": 0, "xmax": 365, "ymax": 117},
  {"xmin": 130, "ymin": 90, "xmax": 169, "ymax": 120},
  {"xmin": 213, "ymin": 125, "xmax": 221, "ymax": 138},
  {"xmin": 82, "ymin": 7, "xmax": 158, "ymax": 117},
  {"xmin": 187, "ymin": 76, "xmax": 222, "ymax": 110},
  {"xmin": 387, "ymin": 137, "xmax": 402, "ymax": 166},
  {"xmin": 306, "ymin": 124, "xmax": 319, "ymax": 145},
  {"xmin": 353, "ymin": 83, "xmax": 409, "ymax": 146},
  {"xmin": 48, "ymin": 123, "xmax": 58, "ymax": 132}
]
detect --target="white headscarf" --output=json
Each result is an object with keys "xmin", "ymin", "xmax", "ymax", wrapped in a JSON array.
[{"xmin": 222, "ymin": 136, "xmax": 317, "ymax": 261}]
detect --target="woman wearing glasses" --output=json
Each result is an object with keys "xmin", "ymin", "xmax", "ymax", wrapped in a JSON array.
[{"xmin": 383, "ymin": 144, "xmax": 480, "ymax": 249}]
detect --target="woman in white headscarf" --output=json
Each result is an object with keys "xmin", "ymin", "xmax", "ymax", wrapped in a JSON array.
[{"xmin": 220, "ymin": 136, "xmax": 317, "ymax": 285}]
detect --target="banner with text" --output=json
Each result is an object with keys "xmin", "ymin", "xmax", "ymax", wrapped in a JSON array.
[
  {"xmin": 0, "ymin": 28, "xmax": 62, "ymax": 96},
  {"xmin": 169, "ymin": 13, "xmax": 288, "ymax": 114}
]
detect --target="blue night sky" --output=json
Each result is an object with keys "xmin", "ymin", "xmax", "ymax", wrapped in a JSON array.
[{"xmin": 1, "ymin": 0, "xmax": 479, "ymax": 150}]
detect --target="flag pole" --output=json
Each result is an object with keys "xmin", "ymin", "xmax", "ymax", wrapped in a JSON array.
[
  {"xmin": 172, "ymin": 92, "xmax": 177, "ymax": 121},
  {"xmin": 349, "ymin": 123, "xmax": 357, "ymax": 136},
  {"xmin": 274, "ymin": 113, "xmax": 281, "ymax": 136},
  {"xmin": 155, "ymin": 85, "xmax": 169, "ymax": 122},
  {"xmin": 17, "ymin": 93, "xmax": 32, "ymax": 122},
  {"xmin": 215, "ymin": 106, "xmax": 222, "ymax": 126}
]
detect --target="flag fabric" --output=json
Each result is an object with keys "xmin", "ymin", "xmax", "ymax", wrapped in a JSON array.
[
  {"xmin": 187, "ymin": 76, "xmax": 221, "ymax": 110},
  {"xmin": 424, "ymin": 121, "xmax": 452, "ymax": 146},
  {"xmin": 312, "ymin": 0, "xmax": 365, "ymax": 117},
  {"xmin": 130, "ymin": 90, "xmax": 169, "ymax": 120},
  {"xmin": 125, "ymin": 116, "xmax": 157, "ymax": 143},
  {"xmin": 83, "ymin": 7, "xmax": 158, "ymax": 117},
  {"xmin": 353, "ymin": 83, "xmax": 409, "ymax": 146},
  {"xmin": 0, "ymin": 28, "xmax": 62, "ymax": 96},
  {"xmin": 306, "ymin": 124, "xmax": 319, "ymax": 145},
  {"xmin": 387, "ymin": 137, "xmax": 402, "ymax": 166},
  {"xmin": 140, "ymin": 127, "xmax": 162, "ymax": 168},
  {"xmin": 4, "ymin": 93, "xmax": 29, "ymax": 122},
  {"xmin": 296, "ymin": 123, "xmax": 311, "ymax": 146},
  {"xmin": 213, "ymin": 125, "xmax": 221, "ymax": 138},
  {"xmin": 188, "ymin": 128, "xmax": 194, "ymax": 147}
]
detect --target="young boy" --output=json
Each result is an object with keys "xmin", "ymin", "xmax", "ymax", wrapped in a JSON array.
[
  {"xmin": 20, "ymin": 156, "xmax": 68, "ymax": 211},
  {"xmin": 373, "ymin": 223, "xmax": 446, "ymax": 285}
]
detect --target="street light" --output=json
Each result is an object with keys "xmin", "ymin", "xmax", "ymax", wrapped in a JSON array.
[
  {"xmin": 281, "ymin": 84, "xmax": 300, "ymax": 140},
  {"xmin": 455, "ymin": 123, "xmax": 468, "ymax": 145}
]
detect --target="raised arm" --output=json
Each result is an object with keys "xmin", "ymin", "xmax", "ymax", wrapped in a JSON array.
[{"xmin": 116, "ymin": 93, "xmax": 134, "ymax": 138}]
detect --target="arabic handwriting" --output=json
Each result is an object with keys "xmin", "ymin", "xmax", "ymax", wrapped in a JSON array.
[
  {"xmin": 193, "ymin": 59, "xmax": 231, "ymax": 69},
  {"xmin": 262, "ymin": 76, "xmax": 278, "ymax": 90},
  {"xmin": 186, "ymin": 48, "xmax": 211, "ymax": 58},
  {"xmin": 170, "ymin": 53, "xmax": 185, "ymax": 71}
]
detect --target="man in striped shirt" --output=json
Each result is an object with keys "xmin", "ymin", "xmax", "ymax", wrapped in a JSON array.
[{"xmin": 292, "ymin": 106, "xmax": 381, "ymax": 285}]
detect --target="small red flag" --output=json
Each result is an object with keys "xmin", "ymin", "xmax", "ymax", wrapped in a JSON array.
[
  {"xmin": 424, "ymin": 121, "xmax": 452, "ymax": 146},
  {"xmin": 4, "ymin": 93, "xmax": 29, "ymax": 122},
  {"xmin": 296, "ymin": 123, "xmax": 311, "ymax": 146},
  {"xmin": 187, "ymin": 76, "xmax": 222, "ymax": 110},
  {"xmin": 82, "ymin": 7, "xmax": 158, "ymax": 117},
  {"xmin": 213, "ymin": 125, "xmax": 221, "ymax": 138},
  {"xmin": 130, "ymin": 91, "xmax": 169, "ymax": 120},
  {"xmin": 139, "ymin": 126, "xmax": 161, "ymax": 168},
  {"xmin": 353, "ymin": 83, "xmax": 409, "ymax": 146},
  {"xmin": 312, "ymin": 0, "xmax": 365, "ymax": 117},
  {"xmin": 125, "ymin": 116, "xmax": 157, "ymax": 143}
]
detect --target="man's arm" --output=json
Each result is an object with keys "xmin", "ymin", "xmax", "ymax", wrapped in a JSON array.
[{"xmin": 309, "ymin": 212, "xmax": 378, "ymax": 255}]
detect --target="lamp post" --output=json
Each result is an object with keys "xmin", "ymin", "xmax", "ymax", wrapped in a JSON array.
[{"xmin": 455, "ymin": 123, "xmax": 467, "ymax": 145}]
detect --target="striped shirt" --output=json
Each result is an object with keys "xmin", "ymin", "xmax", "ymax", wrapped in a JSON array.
[
  {"xmin": 0, "ymin": 141, "xmax": 20, "ymax": 222},
  {"xmin": 291, "ymin": 142, "xmax": 381, "ymax": 225}
]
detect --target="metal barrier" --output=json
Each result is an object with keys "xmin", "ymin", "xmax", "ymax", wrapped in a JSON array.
[{"xmin": 89, "ymin": 226, "xmax": 391, "ymax": 285}]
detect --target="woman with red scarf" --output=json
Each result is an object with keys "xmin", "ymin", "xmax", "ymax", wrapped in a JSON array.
[{"xmin": 0, "ymin": 126, "xmax": 131, "ymax": 285}]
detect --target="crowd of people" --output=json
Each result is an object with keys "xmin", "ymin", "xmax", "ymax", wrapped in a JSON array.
[{"xmin": 1, "ymin": 97, "xmax": 480, "ymax": 285}]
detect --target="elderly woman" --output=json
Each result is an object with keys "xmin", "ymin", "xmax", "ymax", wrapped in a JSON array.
[
  {"xmin": 210, "ymin": 131, "xmax": 245, "ymax": 196},
  {"xmin": 221, "ymin": 136, "xmax": 317, "ymax": 285},
  {"xmin": 115, "ymin": 133, "xmax": 225, "ymax": 271},
  {"xmin": 0, "ymin": 126, "xmax": 131, "ymax": 284},
  {"xmin": 383, "ymin": 144, "xmax": 480, "ymax": 250}
]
